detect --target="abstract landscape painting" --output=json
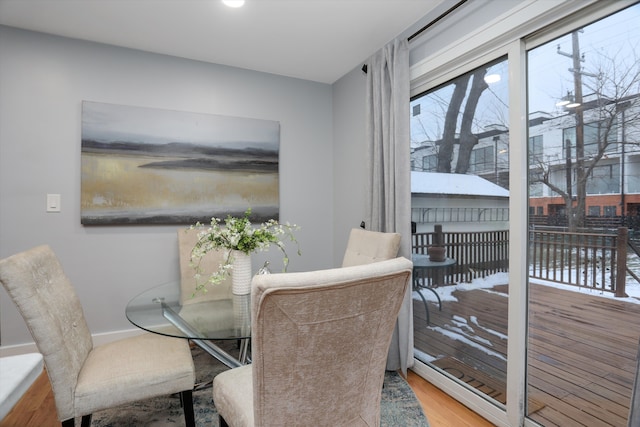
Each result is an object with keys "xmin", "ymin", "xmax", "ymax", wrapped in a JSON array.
[{"xmin": 81, "ymin": 101, "xmax": 280, "ymax": 225}]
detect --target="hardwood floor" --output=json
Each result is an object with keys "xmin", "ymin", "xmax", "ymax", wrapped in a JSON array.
[
  {"xmin": 407, "ymin": 370, "xmax": 496, "ymax": 427},
  {"xmin": 0, "ymin": 368, "xmax": 494, "ymax": 427},
  {"xmin": 0, "ymin": 370, "xmax": 57, "ymax": 427}
]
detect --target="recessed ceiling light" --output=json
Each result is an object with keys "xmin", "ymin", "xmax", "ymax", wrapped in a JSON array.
[{"xmin": 222, "ymin": 0, "xmax": 245, "ymax": 7}]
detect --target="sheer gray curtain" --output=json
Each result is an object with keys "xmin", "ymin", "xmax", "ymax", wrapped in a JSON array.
[{"xmin": 364, "ymin": 38, "xmax": 412, "ymax": 373}]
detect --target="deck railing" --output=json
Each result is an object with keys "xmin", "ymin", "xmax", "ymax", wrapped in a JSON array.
[
  {"xmin": 411, "ymin": 226, "xmax": 629, "ymax": 296},
  {"xmin": 529, "ymin": 227, "xmax": 628, "ymax": 297},
  {"xmin": 411, "ymin": 229, "xmax": 509, "ymax": 286}
]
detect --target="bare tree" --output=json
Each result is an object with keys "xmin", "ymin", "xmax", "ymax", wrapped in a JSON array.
[
  {"xmin": 456, "ymin": 69, "xmax": 489, "ymax": 173},
  {"xmin": 437, "ymin": 75, "xmax": 469, "ymax": 172},
  {"xmin": 434, "ymin": 68, "xmax": 491, "ymax": 173},
  {"xmin": 530, "ymin": 35, "xmax": 640, "ymax": 230}
]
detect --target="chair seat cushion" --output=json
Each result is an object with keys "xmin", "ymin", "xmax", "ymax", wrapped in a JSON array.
[
  {"xmin": 213, "ymin": 364, "xmax": 254, "ymax": 427},
  {"xmin": 74, "ymin": 333, "xmax": 195, "ymax": 416}
]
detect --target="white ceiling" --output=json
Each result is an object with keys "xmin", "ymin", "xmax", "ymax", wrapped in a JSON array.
[{"xmin": 0, "ymin": 0, "xmax": 446, "ymax": 84}]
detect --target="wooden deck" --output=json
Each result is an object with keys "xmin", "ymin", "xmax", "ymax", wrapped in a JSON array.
[{"xmin": 413, "ymin": 282, "xmax": 640, "ymax": 427}]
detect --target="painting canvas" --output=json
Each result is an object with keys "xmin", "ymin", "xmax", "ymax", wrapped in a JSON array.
[{"xmin": 81, "ymin": 101, "xmax": 280, "ymax": 225}]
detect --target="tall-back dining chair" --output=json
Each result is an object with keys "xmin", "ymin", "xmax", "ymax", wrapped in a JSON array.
[
  {"xmin": 0, "ymin": 245, "xmax": 196, "ymax": 427},
  {"xmin": 178, "ymin": 228, "xmax": 232, "ymax": 305},
  {"xmin": 212, "ymin": 257, "xmax": 413, "ymax": 427},
  {"xmin": 341, "ymin": 227, "xmax": 401, "ymax": 267}
]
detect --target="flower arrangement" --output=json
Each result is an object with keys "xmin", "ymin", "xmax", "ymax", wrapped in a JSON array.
[{"xmin": 190, "ymin": 208, "xmax": 300, "ymax": 293}]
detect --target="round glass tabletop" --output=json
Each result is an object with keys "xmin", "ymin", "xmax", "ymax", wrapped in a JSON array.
[{"xmin": 126, "ymin": 281, "xmax": 251, "ymax": 341}]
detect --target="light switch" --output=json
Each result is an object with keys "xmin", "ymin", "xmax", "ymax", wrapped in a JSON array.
[{"xmin": 46, "ymin": 194, "xmax": 61, "ymax": 212}]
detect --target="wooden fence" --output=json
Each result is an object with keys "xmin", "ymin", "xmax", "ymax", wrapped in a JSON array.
[
  {"xmin": 530, "ymin": 214, "xmax": 640, "ymax": 231},
  {"xmin": 411, "ymin": 229, "xmax": 509, "ymax": 286}
]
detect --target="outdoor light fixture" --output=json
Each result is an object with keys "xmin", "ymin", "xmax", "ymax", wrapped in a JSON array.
[
  {"xmin": 222, "ymin": 0, "xmax": 244, "ymax": 7},
  {"xmin": 556, "ymin": 91, "xmax": 572, "ymax": 107},
  {"xmin": 556, "ymin": 91, "xmax": 580, "ymax": 109},
  {"xmin": 484, "ymin": 74, "xmax": 501, "ymax": 84}
]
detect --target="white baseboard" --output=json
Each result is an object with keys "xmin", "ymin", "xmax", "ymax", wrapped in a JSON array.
[{"xmin": 0, "ymin": 328, "xmax": 145, "ymax": 357}]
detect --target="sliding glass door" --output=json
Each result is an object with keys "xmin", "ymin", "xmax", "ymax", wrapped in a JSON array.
[
  {"xmin": 410, "ymin": 57, "xmax": 511, "ymax": 406},
  {"xmin": 410, "ymin": 2, "xmax": 640, "ymax": 425},
  {"xmin": 526, "ymin": 5, "xmax": 640, "ymax": 426}
]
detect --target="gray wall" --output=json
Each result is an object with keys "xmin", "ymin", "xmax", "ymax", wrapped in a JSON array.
[
  {"xmin": 0, "ymin": 26, "xmax": 337, "ymax": 347},
  {"xmin": 331, "ymin": 66, "xmax": 367, "ymax": 266}
]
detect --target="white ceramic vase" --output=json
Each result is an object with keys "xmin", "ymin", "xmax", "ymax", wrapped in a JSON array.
[
  {"xmin": 231, "ymin": 250, "xmax": 252, "ymax": 295},
  {"xmin": 232, "ymin": 294, "xmax": 251, "ymax": 335}
]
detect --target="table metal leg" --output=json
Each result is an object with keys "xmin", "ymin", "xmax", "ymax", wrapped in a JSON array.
[
  {"xmin": 162, "ymin": 303, "xmax": 243, "ymax": 369},
  {"xmin": 414, "ymin": 286, "xmax": 430, "ymax": 324},
  {"xmin": 422, "ymin": 286, "xmax": 442, "ymax": 310},
  {"xmin": 413, "ymin": 279, "xmax": 442, "ymax": 325},
  {"xmin": 238, "ymin": 338, "xmax": 250, "ymax": 364}
]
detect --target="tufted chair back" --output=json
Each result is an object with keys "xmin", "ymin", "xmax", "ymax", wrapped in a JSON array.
[
  {"xmin": 0, "ymin": 245, "xmax": 93, "ymax": 420},
  {"xmin": 0, "ymin": 245, "xmax": 196, "ymax": 426},
  {"xmin": 341, "ymin": 227, "xmax": 401, "ymax": 267}
]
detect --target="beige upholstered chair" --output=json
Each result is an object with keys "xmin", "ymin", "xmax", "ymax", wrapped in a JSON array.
[
  {"xmin": 212, "ymin": 257, "xmax": 413, "ymax": 427},
  {"xmin": 341, "ymin": 227, "xmax": 402, "ymax": 267},
  {"xmin": 178, "ymin": 228, "xmax": 232, "ymax": 305},
  {"xmin": 0, "ymin": 245, "xmax": 196, "ymax": 427}
]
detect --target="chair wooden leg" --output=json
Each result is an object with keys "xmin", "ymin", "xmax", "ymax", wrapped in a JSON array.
[
  {"xmin": 219, "ymin": 414, "xmax": 230, "ymax": 427},
  {"xmin": 61, "ymin": 414, "xmax": 91, "ymax": 427},
  {"xmin": 181, "ymin": 390, "xmax": 195, "ymax": 427}
]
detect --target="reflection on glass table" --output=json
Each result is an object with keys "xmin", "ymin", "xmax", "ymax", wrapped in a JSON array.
[
  {"xmin": 412, "ymin": 254, "xmax": 456, "ymax": 325},
  {"xmin": 126, "ymin": 281, "xmax": 250, "ymax": 369}
]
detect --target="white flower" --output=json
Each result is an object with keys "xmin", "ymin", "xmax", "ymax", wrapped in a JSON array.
[{"xmin": 188, "ymin": 208, "xmax": 300, "ymax": 293}]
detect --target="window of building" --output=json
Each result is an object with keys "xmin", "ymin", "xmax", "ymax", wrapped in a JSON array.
[
  {"xmin": 528, "ymin": 135, "xmax": 543, "ymax": 163},
  {"xmin": 421, "ymin": 154, "xmax": 437, "ymax": 172},
  {"xmin": 586, "ymin": 163, "xmax": 620, "ymax": 194},
  {"xmin": 469, "ymin": 145, "xmax": 495, "ymax": 173},
  {"xmin": 529, "ymin": 182, "xmax": 543, "ymax": 197},
  {"xmin": 563, "ymin": 119, "xmax": 619, "ymax": 160}
]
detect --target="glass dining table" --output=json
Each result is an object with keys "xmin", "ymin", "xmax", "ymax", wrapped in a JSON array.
[{"xmin": 126, "ymin": 281, "xmax": 251, "ymax": 369}]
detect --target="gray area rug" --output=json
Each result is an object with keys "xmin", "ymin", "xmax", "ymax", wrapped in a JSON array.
[{"xmin": 91, "ymin": 342, "xmax": 429, "ymax": 426}]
